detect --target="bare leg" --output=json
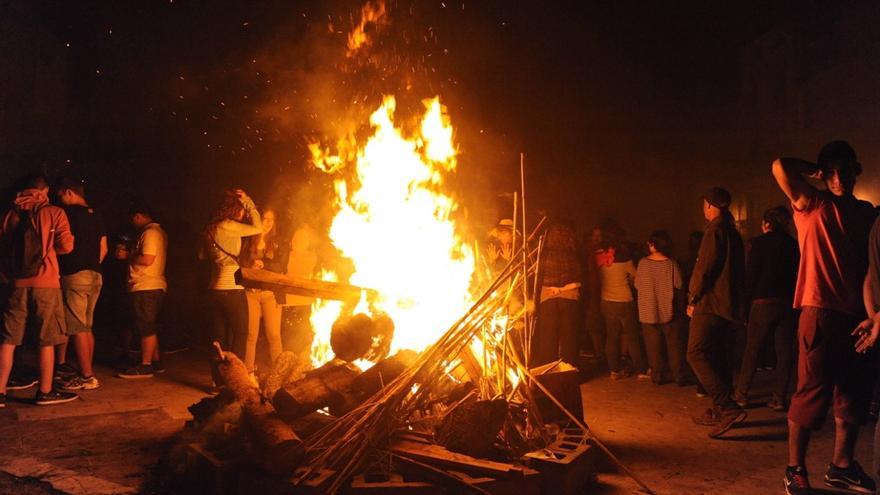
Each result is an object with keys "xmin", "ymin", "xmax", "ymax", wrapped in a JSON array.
[
  {"xmin": 72, "ymin": 333, "xmax": 94, "ymax": 377},
  {"xmin": 55, "ymin": 340, "xmax": 69, "ymax": 365},
  {"xmin": 141, "ymin": 335, "xmax": 158, "ymax": 365},
  {"xmin": 0, "ymin": 344, "xmax": 16, "ymax": 394},
  {"xmin": 788, "ymin": 419, "xmax": 811, "ymax": 466},
  {"xmin": 831, "ymin": 417, "xmax": 858, "ymax": 468},
  {"xmin": 38, "ymin": 345, "xmax": 54, "ymax": 394}
]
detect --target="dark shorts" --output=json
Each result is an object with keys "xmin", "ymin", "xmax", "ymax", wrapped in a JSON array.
[
  {"xmin": 129, "ymin": 289, "xmax": 165, "ymax": 338},
  {"xmin": 2, "ymin": 287, "xmax": 67, "ymax": 347},
  {"xmin": 788, "ymin": 307, "xmax": 875, "ymax": 430}
]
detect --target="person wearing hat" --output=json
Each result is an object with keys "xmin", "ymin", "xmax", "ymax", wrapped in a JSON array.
[
  {"xmin": 772, "ymin": 141, "xmax": 877, "ymax": 494},
  {"xmin": 686, "ymin": 186, "xmax": 747, "ymax": 438}
]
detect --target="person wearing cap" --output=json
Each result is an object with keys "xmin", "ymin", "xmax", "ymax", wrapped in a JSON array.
[
  {"xmin": 686, "ymin": 186, "xmax": 747, "ymax": 438},
  {"xmin": 772, "ymin": 141, "xmax": 877, "ymax": 494}
]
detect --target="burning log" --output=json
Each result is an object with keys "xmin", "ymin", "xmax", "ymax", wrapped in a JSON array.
[
  {"xmin": 350, "ymin": 349, "xmax": 418, "ymax": 401},
  {"xmin": 273, "ymin": 361, "xmax": 362, "ymax": 420},
  {"xmin": 240, "ymin": 267, "xmax": 375, "ymax": 302},
  {"xmin": 330, "ymin": 312, "xmax": 394, "ymax": 362},
  {"xmin": 435, "ymin": 398, "xmax": 508, "ymax": 458}
]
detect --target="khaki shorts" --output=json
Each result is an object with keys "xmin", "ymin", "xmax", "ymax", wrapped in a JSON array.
[
  {"xmin": 2, "ymin": 287, "xmax": 67, "ymax": 347},
  {"xmin": 62, "ymin": 270, "xmax": 103, "ymax": 335}
]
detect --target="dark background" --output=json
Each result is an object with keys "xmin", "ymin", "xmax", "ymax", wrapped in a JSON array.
[{"xmin": 3, "ymin": 0, "xmax": 880, "ymax": 252}]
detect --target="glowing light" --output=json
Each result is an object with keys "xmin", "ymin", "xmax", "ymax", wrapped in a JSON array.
[{"xmin": 308, "ymin": 95, "xmax": 475, "ymax": 365}]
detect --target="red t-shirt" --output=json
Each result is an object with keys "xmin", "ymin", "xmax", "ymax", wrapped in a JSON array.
[{"xmin": 792, "ymin": 190, "xmax": 875, "ymax": 315}]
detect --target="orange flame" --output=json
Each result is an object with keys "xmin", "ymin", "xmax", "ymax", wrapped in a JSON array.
[
  {"xmin": 347, "ymin": 0, "xmax": 388, "ymax": 57},
  {"xmin": 309, "ymin": 95, "xmax": 475, "ymax": 367}
]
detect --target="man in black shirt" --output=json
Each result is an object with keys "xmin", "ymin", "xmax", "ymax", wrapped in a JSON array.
[
  {"xmin": 55, "ymin": 177, "xmax": 107, "ymax": 391},
  {"xmin": 734, "ymin": 206, "xmax": 799, "ymax": 411}
]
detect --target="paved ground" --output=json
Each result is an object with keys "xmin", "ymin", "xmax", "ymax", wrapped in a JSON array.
[
  {"xmin": 0, "ymin": 350, "xmax": 874, "ymax": 494},
  {"xmin": 580, "ymin": 364, "xmax": 873, "ymax": 494}
]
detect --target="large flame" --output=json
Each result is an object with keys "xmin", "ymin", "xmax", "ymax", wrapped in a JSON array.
[{"xmin": 309, "ymin": 96, "xmax": 475, "ymax": 367}]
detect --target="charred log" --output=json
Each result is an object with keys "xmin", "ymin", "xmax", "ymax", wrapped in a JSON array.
[{"xmin": 273, "ymin": 361, "xmax": 361, "ymax": 421}]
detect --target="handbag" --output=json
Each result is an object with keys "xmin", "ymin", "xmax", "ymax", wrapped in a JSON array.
[{"xmin": 209, "ymin": 234, "xmax": 244, "ymax": 286}]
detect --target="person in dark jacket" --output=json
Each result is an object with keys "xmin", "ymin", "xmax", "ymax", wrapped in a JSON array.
[
  {"xmin": 532, "ymin": 220, "xmax": 582, "ymax": 368},
  {"xmin": 734, "ymin": 206, "xmax": 799, "ymax": 411},
  {"xmin": 687, "ymin": 187, "xmax": 747, "ymax": 438}
]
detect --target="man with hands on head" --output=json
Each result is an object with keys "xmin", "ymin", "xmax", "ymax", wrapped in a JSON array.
[{"xmin": 772, "ymin": 141, "xmax": 877, "ymax": 495}]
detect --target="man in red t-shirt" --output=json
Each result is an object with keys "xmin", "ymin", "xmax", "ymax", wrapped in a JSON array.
[{"xmin": 773, "ymin": 141, "xmax": 877, "ymax": 494}]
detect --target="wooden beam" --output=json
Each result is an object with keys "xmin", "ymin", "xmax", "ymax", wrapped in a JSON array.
[{"xmin": 240, "ymin": 267, "xmax": 376, "ymax": 302}]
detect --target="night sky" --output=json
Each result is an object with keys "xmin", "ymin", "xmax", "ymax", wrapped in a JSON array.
[{"xmin": 3, "ymin": 0, "xmax": 880, "ymax": 249}]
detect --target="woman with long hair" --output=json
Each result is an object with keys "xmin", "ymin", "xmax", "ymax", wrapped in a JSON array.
[
  {"xmin": 203, "ymin": 189, "xmax": 261, "ymax": 370},
  {"xmin": 240, "ymin": 207, "xmax": 286, "ymax": 371}
]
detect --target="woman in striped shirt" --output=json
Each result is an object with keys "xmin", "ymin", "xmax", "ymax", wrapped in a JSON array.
[
  {"xmin": 203, "ymin": 189, "xmax": 262, "ymax": 372},
  {"xmin": 635, "ymin": 230, "xmax": 686, "ymax": 385}
]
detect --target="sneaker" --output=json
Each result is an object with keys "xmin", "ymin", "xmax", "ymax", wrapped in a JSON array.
[
  {"xmin": 35, "ymin": 389, "xmax": 79, "ymax": 406},
  {"xmin": 60, "ymin": 375, "xmax": 100, "ymax": 391},
  {"xmin": 152, "ymin": 360, "xmax": 166, "ymax": 374},
  {"xmin": 767, "ymin": 395, "xmax": 787, "ymax": 412},
  {"xmin": 610, "ymin": 370, "xmax": 631, "ymax": 381},
  {"xmin": 784, "ymin": 465, "xmax": 810, "ymax": 495},
  {"xmin": 636, "ymin": 370, "xmax": 652, "ymax": 381},
  {"xmin": 692, "ymin": 407, "xmax": 721, "ymax": 426},
  {"xmin": 824, "ymin": 461, "xmax": 876, "ymax": 493},
  {"xmin": 0, "ymin": 393, "xmax": 5, "ymax": 408},
  {"xmin": 708, "ymin": 407, "xmax": 747, "ymax": 438},
  {"xmin": 54, "ymin": 362, "xmax": 78, "ymax": 378},
  {"xmin": 118, "ymin": 364, "xmax": 155, "ymax": 379},
  {"xmin": 7, "ymin": 376, "xmax": 38, "ymax": 391},
  {"xmin": 733, "ymin": 390, "xmax": 749, "ymax": 408}
]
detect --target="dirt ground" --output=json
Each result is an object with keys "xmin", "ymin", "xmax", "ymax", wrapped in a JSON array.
[{"xmin": 0, "ymin": 350, "xmax": 874, "ymax": 494}]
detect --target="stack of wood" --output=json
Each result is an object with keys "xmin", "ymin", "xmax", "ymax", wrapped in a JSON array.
[{"xmin": 182, "ymin": 217, "xmax": 648, "ymax": 494}]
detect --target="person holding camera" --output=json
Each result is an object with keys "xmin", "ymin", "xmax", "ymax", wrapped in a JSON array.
[
  {"xmin": 773, "ymin": 141, "xmax": 877, "ymax": 494},
  {"xmin": 118, "ymin": 202, "xmax": 168, "ymax": 379},
  {"xmin": 202, "ymin": 189, "xmax": 262, "ymax": 377}
]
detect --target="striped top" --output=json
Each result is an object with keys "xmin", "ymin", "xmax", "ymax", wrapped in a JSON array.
[
  {"xmin": 208, "ymin": 204, "xmax": 262, "ymax": 290},
  {"xmin": 635, "ymin": 257, "xmax": 682, "ymax": 324}
]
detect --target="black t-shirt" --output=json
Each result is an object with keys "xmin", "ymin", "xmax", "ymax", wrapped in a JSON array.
[{"xmin": 59, "ymin": 204, "xmax": 106, "ymax": 275}]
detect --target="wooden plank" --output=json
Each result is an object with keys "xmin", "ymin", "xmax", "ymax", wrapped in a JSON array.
[
  {"xmin": 240, "ymin": 267, "xmax": 375, "ymax": 302},
  {"xmin": 391, "ymin": 439, "xmax": 524, "ymax": 480}
]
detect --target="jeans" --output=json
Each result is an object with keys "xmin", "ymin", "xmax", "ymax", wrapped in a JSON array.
[
  {"xmin": 532, "ymin": 298, "xmax": 580, "ymax": 367},
  {"xmin": 642, "ymin": 319, "xmax": 686, "ymax": 383},
  {"xmin": 736, "ymin": 299, "xmax": 796, "ymax": 399},
  {"xmin": 601, "ymin": 300, "xmax": 646, "ymax": 373},
  {"xmin": 245, "ymin": 289, "xmax": 283, "ymax": 370},
  {"xmin": 209, "ymin": 289, "xmax": 249, "ymax": 361},
  {"xmin": 687, "ymin": 313, "xmax": 738, "ymax": 410}
]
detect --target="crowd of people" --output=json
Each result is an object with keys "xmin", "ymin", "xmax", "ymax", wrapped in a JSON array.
[
  {"xmin": 2, "ymin": 139, "xmax": 880, "ymax": 494},
  {"xmin": 0, "ymin": 177, "xmax": 318, "ymax": 407},
  {"xmin": 520, "ymin": 141, "xmax": 880, "ymax": 494}
]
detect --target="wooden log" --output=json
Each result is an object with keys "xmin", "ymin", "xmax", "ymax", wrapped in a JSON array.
[
  {"xmin": 391, "ymin": 437, "xmax": 525, "ymax": 480},
  {"xmin": 211, "ymin": 342, "xmax": 305, "ymax": 473},
  {"xmin": 212, "ymin": 342, "xmax": 262, "ymax": 406},
  {"xmin": 262, "ymin": 351, "xmax": 310, "ymax": 398},
  {"xmin": 241, "ymin": 267, "xmax": 376, "ymax": 302},
  {"xmin": 350, "ymin": 350, "xmax": 418, "ymax": 401},
  {"xmin": 241, "ymin": 405, "xmax": 304, "ymax": 474},
  {"xmin": 435, "ymin": 398, "xmax": 508, "ymax": 458},
  {"xmin": 273, "ymin": 361, "xmax": 361, "ymax": 421},
  {"xmin": 330, "ymin": 312, "xmax": 396, "ymax": 363}
]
